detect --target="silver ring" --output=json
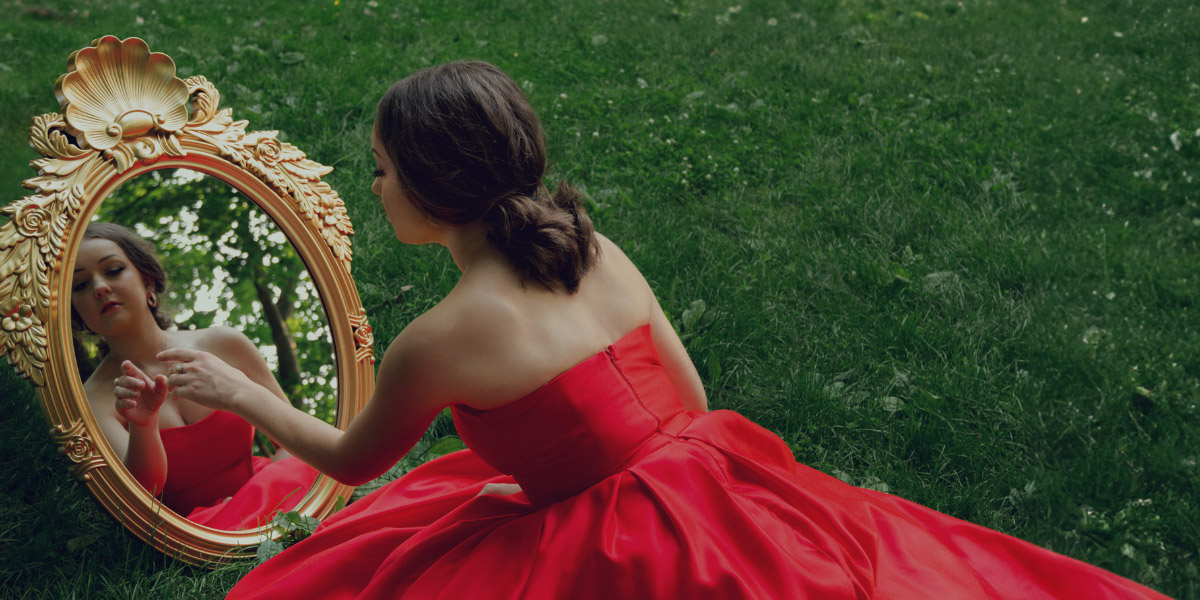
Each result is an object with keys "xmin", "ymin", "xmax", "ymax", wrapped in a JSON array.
[{"xmin": 173, "ymin": 363, "xmax": 185, "ymax": 375}]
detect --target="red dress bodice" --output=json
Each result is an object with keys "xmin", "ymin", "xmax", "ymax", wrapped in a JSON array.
[
  {"xmin": 160, "ymin": 410, "xmax": 256, "ymax": 515},
  {"xmin": 453, "ymin": 325, "xmax": 694, "ymax": 505}
]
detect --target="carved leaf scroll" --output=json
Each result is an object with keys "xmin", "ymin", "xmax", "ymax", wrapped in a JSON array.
[
  {"xmin": 182, "ymin": 76, "xmax": 355, "ymax": 264},
  {"xmin": 0, "ymin": 113, "xmax": 98, "ymax": 386}
]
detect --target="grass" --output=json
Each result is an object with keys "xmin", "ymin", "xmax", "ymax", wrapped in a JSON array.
[{"xmin": 1, "ymin": 0, "xmax": 1198, "ymax": 597}]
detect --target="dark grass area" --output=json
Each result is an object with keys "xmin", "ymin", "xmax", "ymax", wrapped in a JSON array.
[{"xmin": 1, "ymin": 0, "xmax": 1197, "ymax": 597}]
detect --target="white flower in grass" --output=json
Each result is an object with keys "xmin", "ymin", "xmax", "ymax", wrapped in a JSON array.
[
  {"xmin": 767, "ymin": 17, "xmax": 777, "ymax": 26},
  {"xmin": 1170, "ymin": 131, "xmax": 1182, "ymax": 150}
]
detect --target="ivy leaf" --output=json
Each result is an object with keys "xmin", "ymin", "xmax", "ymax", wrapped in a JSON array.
[
  {"xmin": 680, "ymin": 299, "xmax": 707, "ymax": 334},
  {"xmin": 423, "ymin": 436, "xmax": 466, "ymax": 460},
  {"xmin": 256, "ymin": 537, "xmax": 286, "ymax": 563}
]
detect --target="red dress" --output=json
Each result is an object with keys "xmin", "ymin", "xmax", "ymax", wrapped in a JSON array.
[
  {"xmin": 158, "ymin": 410, "xmax": 319, "ymax": 530},
  {"xmin": 226, "ymin": 325, "xmax": 1168, "ymax": 598}
]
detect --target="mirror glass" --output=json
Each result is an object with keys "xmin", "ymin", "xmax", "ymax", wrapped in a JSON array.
[{"xmin": 70, "ymin": 168, "xmax": 335, "ymax": 531}]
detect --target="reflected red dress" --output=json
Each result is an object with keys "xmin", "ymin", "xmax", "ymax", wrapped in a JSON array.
[
  {"xmin": 158, "ymin": 410, "xmax": 319, "ymax": 530},
  {"xmin": 227, "ymin": 325, "xmax": 1168, "ymax": 599}
]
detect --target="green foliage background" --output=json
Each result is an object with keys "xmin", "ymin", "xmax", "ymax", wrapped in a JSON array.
[
  {"xmin": 90, "ymin": 170, "xmax": 338, "ymax": 424},
  {"xmin": 0, "ymin": 0, "xmax": 1197, "ymax": 597}
]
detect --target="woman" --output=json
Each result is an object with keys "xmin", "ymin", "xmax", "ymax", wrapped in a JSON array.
[
  {"xmin": 148, "ymin": 62, "xmax": 1167, "ymax": 598},
  {"xmin": 74, "ymin": 222, "xmax": 317, "ymax": 530}
]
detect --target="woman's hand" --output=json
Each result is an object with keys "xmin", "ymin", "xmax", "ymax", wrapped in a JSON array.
[
  {"xmin": 157, "ymin": 348, "xmax": 257, "ymax": 413},
  {"xmin": 114, "ymin": 361, "xmax": 168, "ymax": 428}
]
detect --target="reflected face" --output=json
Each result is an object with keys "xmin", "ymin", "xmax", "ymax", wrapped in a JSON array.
[
  {"xmin": 71, "ymin": 238, "xmax": 153, "ymax": 336},
  {"xmin": 371, "ymin": 128, "xmax": 439, "ymax": 245}
]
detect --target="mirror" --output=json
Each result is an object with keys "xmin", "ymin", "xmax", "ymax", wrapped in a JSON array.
[
  {"xmin": 83, "ymin": 169, "xmax": 339, "ymax": 426},
  {"xmin": 0, "ymin": 36, "xmax": 374, "ymax": 564},
  {"xmin": 69, "ymin": 169, "xmax": 338, "ymax": 531}
]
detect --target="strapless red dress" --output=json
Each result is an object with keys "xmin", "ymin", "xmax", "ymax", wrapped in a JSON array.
[
  {"xmin": 158, "ymin": 410, "xmax": 319, "ymax": 530},
  {"xmin": 226, "ymin": 325, "xmax": 1168, "ymax": 599}
]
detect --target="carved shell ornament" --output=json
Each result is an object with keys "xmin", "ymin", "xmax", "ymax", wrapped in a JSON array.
[{"xmin": 57, "ymin": 37, "xmax": 189, "ymax": 160}]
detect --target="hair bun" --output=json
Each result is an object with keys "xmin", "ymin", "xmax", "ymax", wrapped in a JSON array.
[{"xmin": 484, "ymin": 180, "xmax": 597, "ymax": 293}]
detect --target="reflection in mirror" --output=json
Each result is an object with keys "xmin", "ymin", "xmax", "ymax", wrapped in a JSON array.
[{"xmin": 70, "ymin": 168, "xmax": 333, "ymax": 530}]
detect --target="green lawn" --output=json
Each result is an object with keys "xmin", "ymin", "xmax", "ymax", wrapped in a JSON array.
[{"xmin": 2, "ymin": 0, "xmax": 1197, "ymax": 597}]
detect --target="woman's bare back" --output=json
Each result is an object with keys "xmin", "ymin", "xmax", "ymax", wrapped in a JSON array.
[{"xmin": 412, "ymin": 233, "xmax": 703, "ymax": 412}]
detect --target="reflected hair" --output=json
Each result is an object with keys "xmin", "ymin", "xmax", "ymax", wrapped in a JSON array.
[
  {"xmin": 71, "ymin": 222, "xmax": 172, "ymax": 333},
  {"xmin": 375, "ymin": 60, "xmax": 598, "ymax": 293}
]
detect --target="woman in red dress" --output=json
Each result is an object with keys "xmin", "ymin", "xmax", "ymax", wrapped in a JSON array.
[
  {"xmin": 76, "ymin": 223, "xmax": 317, "ymax": 530},
  {"xmin": 152, "ymin": 62, "xmax": 1169, "ymax": 598}
]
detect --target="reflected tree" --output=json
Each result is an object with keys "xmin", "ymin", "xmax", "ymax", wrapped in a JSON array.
[{"xmin": 81, "ymin": 169, "xmax": 337, "ymax": 425}]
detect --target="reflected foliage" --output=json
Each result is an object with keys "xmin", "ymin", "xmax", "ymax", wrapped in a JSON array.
[{"xmin": 82, "ymin": 169, "xmax": 337, "ymax": 425}]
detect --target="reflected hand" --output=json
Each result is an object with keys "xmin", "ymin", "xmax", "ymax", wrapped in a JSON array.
[
  {"xmin": 157, "ymin": 348, "xmax": 255, "ymax": 413},
  {"xmin": 115, "ymin": 361, "xmax": 168, "ymax": 428}
]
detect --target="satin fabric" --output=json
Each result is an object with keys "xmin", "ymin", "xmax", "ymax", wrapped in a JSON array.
[
  {"xmin": 227, "ymin": 325, "xmax": 1168, "ymax": 599},
  {"xmin": 159, "ymin": 410, "xmax": 319, "ymax": 530}
]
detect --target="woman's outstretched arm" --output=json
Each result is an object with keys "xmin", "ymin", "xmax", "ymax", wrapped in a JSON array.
[{"xmin": 157, "ymin": 316, "xmax": 451, "ymax": 486}]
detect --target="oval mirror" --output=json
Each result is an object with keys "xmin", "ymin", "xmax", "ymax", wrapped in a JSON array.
[
  {"xmin": 1, "ymin": 36, "xmax": 374, "ymax": 565},
  {"xmin": 72, "ymin": 168, "xmax": 338, "ymax": 531}
]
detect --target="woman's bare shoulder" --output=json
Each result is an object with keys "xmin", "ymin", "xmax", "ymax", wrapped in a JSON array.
[{"xmin": 184, "ymin": 326, "xmax": 258, "ymax": 357}]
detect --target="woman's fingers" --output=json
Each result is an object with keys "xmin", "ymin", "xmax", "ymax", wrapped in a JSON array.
[
  {"xmin": 121, "ymin": 360, "xmax": 153, "ymax": 385},
  {"xmin": 153, "ymin": 374, "xmax": 169, "ymax": 395},
  {"xmin": 157, "ymin": 348, "xmax": 201, "ymax": 364},
  {"xmin": 115, "ymin": 375, "xmax": 144, "ymax": 390}
]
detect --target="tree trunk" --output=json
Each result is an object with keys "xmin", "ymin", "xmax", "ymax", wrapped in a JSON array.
[{"xmin": 252, "ymin": 266, "xmax": 301, "ymax": 403}]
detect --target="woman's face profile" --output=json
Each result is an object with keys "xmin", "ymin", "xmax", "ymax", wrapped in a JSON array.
[
  {"xmin": 71, "ymin": 237, "xmax": 151, "ymax": 336},
  {"xmin": 370, "ymin": 128, "xmax": 438, "ymax": 245}
]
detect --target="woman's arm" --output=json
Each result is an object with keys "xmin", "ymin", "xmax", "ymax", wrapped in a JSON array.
[
  {"xmin": 106, "ymin": 362, "xmax": 171, "ymax": 495},
  {"xmin": 648, "ymin": 301, "xmax": 708, "ymax": 413},
  {"xmin": 158, "ymin": 315, "xmax": 452, "ymax": 486}
]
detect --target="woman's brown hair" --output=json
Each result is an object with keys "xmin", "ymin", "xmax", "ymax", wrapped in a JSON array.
[
  {"xmin": 71, "ymin": 222, "xmax": 172, "ymax": 333},
  {"xmin": 374, "ymin": 61, "xmax": 598, "ymax": 293}
]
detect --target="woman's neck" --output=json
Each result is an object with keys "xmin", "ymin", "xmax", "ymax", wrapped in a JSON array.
[
  {"xmin": 102, "ymin": 320, "xmax": 172, "ymax": 374},
  {"xmin": 443, "ymin": 221, "xmax": 497, "ymax": 274}
]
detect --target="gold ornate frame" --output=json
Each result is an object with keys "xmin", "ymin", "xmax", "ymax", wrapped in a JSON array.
[{"xmin": 0, "ymin": 36, "xmax": 375, "ymax": 566}]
